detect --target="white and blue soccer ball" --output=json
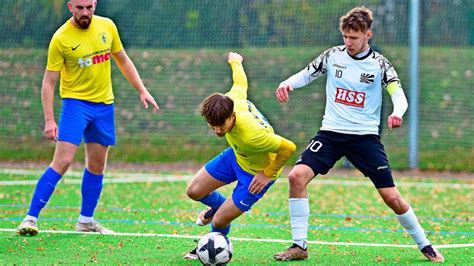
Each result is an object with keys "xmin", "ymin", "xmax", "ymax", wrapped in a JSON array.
[{"xmin": 197, "ymin": 232, "xmax": 233, "ymax": 265}]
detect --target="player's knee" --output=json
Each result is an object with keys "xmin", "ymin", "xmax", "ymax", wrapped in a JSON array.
[
  {"xmin": 51, "ymin": 157, "xmax": 73, "ymax": 174},
  {"xmin": 383, "ymin": 194, "xmax": 407, "ymax": 214},
  {"xmin": 288, "ymin": 172, "xmax": 306, "ymax": 191},
  {"xmin": 87, "ymin": 161, "xmax": 106, "ymax": 174},
  {"xmin": 186, "ymin": 184, "xmax": 201, "ymax": 201}
]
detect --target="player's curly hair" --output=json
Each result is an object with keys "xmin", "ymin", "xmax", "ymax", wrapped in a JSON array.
[
  {"xmin": 339, "ymin": 6, "xmax": 373, "ymax": 33},
  {"xmin": 200, "ymin": 93, "xmax": 234, "ymax": 126}
]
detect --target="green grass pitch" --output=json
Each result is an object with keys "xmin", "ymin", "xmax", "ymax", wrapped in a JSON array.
[{"xmin": 1, "ymin": 169, "xmax": 473, "ymax": 264}]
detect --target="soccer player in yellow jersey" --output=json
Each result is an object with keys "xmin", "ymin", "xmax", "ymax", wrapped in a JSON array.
[
  {"xmin": 16, "ymin": 0, "xmax": 159, "ymax": 236},
  {"xmin": 183, "ymin": 52, "xmax": 297, "ymax": 260}
]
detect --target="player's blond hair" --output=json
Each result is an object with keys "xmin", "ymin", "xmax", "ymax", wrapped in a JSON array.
[
  {"xmin": 339, "ymin": 6, "xmax": 373, "ymax": 33},
  {"xmin": 200, "ymin": 93, "xmax": 234, "ymax": 126}
]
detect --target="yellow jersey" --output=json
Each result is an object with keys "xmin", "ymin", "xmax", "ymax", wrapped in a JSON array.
[
  {"xmin": 47, "ymin": 15, "xmax": 123, "ymax": 104},
  {"xmin": 225, "ymin": 60, "xmax": 283, "ymax": 178}
]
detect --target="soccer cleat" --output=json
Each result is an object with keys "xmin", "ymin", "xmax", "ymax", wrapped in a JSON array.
[
  {"xmin": 196, "ymin": 207, "xmax": 216, "ymax": 226},
  {"xmin": 76, "ymin": 221, "xmax": 115, "ymax": 234},
  {"xmin": 421, "ymin": 245, "xmax": 445, "ymax": 263},
  {"xmin": 183, "ymin": 247, "xmax": 198, "ymax": 260},
  {"xmin": 16, "ymin": 219, "xmax": 39, "ymax": 236},
  {"xmin": 274, "ymin": 243, "xmax": 308, "ymax": 261}
]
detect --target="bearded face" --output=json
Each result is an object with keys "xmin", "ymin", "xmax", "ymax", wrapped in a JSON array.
[{"xmin": 68, "ymin": 0, "xmax": 95, "ymax": 29}]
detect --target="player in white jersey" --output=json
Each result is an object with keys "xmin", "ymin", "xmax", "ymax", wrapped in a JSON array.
[{"xmin": 273, "ymin": 6, "xmax": 444, "ymax": 263}]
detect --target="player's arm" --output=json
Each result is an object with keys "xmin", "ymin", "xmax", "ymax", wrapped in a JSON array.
[
  {"xmin": 381, "ymin": 57, "xmax": 408, "ymax": 129},
  {"xmin": 386, "ymin": 81, "xmax": 408, "ymax": 129},
  {"xmin": 276, "ymin": 49, "xmax": 329, "ymax": 103},
  {"xmin": 248, "ymin": 138, "xmax": 297, "ymax": 194},
  {"xmin": 112, "ymin": 49, "xmax": 159, "ymax": 112},
  {"xmin": 263, "ymin": 138, "xmax": 297, "ymax": 178},
  {"xmin": 41, "ymin": 70, "xmax": 60, "ymax": 141},
  {"xmin": 227, "ymin": 52, "xmax": 248, "ymax": 100}
]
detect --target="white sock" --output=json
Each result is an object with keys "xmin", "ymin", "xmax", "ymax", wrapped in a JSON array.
[
  {"xmin": 24, "ymin": 215, "xmax": 38, "ymax": 222},
  {"xmin": 289, "ymin": 198, "xmax": 309, "ymax": 249},
  {"xmin": 396, "ymin": 206, "xmax": 430, "ymax": 249},
  {"xmin": 78, "ymin": 215, "xmax": 94, "ymax": 223}
]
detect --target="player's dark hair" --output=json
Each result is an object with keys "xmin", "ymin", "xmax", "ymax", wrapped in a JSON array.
[
  {"xmin": 200, "ymin": 93, "xmax": 234, "ymax": 126},
  {"xmin": 339, "ymin": 6, "xmax": 373, "ymax": 33}
]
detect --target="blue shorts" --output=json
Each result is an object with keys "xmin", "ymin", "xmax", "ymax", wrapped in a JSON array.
[
  {"xmin": 205, "ymin": 147, "xmax": 275, "ymax": 212},
  {"xmin": 296, "ymin": 131, "xmax": 394, "ymax": 188},
  {"xmin": 58, "ymin": 98, "xmax": 115, "ymax": 146}
]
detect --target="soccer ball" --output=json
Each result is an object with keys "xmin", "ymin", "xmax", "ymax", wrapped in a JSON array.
[{"xmin": 197, "ymin": 232, "xmax": 233, "ymax": 265}]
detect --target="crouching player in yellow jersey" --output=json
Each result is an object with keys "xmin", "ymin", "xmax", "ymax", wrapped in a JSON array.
[
  {"xmin": 16, "ymin": 0, "xmax": 159, "ymax": 236},
  {"xmin": 183, "ymin": 52, "xmax": 297, "ymax": 259}
]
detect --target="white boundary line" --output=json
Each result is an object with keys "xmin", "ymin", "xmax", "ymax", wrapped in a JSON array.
[
  {"xmin": 1, "ymin": 169, "xmax": 472, "ymax": 189},
  {"xmin": 1, "ymin": 228, "xmax": 472, "ymax": 249}
]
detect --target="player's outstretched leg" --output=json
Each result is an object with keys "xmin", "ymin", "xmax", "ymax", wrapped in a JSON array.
[
  {"xmin": 378, "ymin": 187, "xmax": 445, "ymax": 263},
  {"xmin": 396, "ymin": 207, "xmax": 444, "ymax": 262}
]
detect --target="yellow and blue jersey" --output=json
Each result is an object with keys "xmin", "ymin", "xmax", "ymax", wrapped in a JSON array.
[
  {"xmin": 225, "ymin": 60, "xmax": 283, "ymax": 178},
  {"xmin": 47, "ymin": 15, "xmax": 123, "ymax": 104}
]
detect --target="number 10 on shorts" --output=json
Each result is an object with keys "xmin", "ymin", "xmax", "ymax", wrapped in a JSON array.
[{"xmin": 306, "ymin": 140, "xmax": 322, "ymax": 153}]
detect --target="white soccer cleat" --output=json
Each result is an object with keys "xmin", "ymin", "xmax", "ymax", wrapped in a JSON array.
[
  {"xmin": 17, "ymin": 219, "xmax": 39, "ymax": 236},
  {"xmin": 76, "ymin": 221, "xmax": 115, "ymax": 234}
]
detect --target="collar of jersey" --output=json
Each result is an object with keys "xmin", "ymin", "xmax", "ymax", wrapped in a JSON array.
[{"xmin": 347, "ymin": 47, "xmax": 373, "ymax": 61}]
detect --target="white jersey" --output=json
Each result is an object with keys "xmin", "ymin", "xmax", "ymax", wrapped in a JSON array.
[{"xmin": 286, "ymin": 45, "xmax": 401, "ymax": 135}]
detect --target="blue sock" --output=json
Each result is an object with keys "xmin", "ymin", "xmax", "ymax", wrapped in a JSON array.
[
  {"xmin": 27, "ymin": 167, "xmax": 62, "ymax": 218},
  {"xmin": 80, "ymin": 168, "xmax": 103, "ymax": 217},
  {"xmin": 199, "ymin": 191, "xmax": 226, "ymax": 210},
  {"xmin": 212, "ymin": 223, "xmax": 231, "ymax": 236}
]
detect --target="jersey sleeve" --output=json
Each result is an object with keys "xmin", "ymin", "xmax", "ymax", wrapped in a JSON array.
[
  {"xmin": 380, "ymin": 57, "xmax": 400, "ymax": 88},
  {"xmin": 285, "ymin": 47, "xmax": 331, "ymax": 89},
  {"xmin": 46, "ymin": 35, "xmax": 64, "ymax": 72},
  {"xmin": 246, "ymin": 130, "xmax": 282, "ymax": 153},
  {"xmin": 226, "ymin": 59, "xmax": 248, "ymax": 101},
  {"xmin": 263, "ymin": 138, "xmax": 296, "ymax": 178},
  {"xmin": 380, "ymin": 57, "xmax": 407, "ymax": 118},
  {"xmin": 109, "ymin": 19, "xmax": 123, "ymax": 53}
]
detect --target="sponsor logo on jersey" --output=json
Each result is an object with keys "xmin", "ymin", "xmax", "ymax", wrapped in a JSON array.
[
  {"xmin": 335, "ymin": 87, "xmax": 366, "ymax": 108},
  {"xmin": 78, "ymin": 52, "xmax": 111, "ymax": 68},
  {"xmin": 71, "ymin": 44, "xmax": 81, "ymax": 51},
  {"xmin": 332, "ymin": 63, "xmax": 347, "ymax": 69},
  {"xmin": 360, "ymin": 73, "xmax": 375, "ymax": 84}
]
